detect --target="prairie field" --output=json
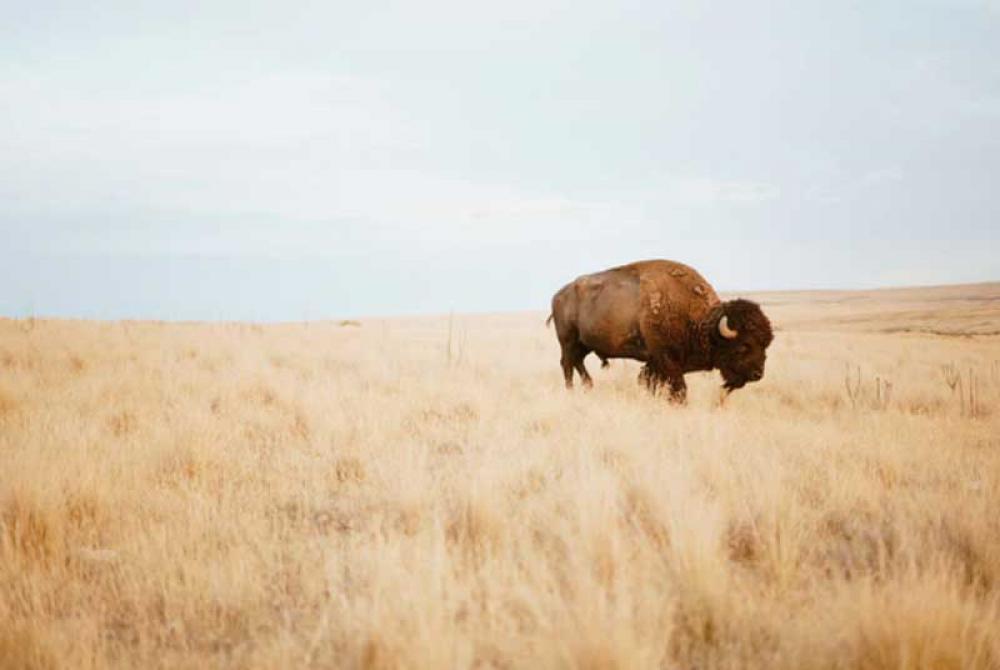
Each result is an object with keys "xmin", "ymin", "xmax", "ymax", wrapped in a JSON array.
[{"xmin": 2, "ymin": 283, "xmax": 1000, "ymax": 670}]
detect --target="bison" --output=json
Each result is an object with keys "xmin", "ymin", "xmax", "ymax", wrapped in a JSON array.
[{"xmin": 547, "ymin": 259, "xmax": 773, "ymax": 402}]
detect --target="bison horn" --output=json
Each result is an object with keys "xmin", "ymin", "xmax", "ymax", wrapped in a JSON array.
[{"xmin": 718, "ymin": 315, "xmax": 738, "ymax": 339}]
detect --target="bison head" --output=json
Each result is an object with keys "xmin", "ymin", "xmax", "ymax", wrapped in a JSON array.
[{"xmin": 712, "ymin": 299, "xmax": 773, "ymax": 391}]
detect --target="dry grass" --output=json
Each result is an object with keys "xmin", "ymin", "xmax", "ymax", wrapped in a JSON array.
[{"xmin": 1, "ymin": 283, "xmax": 1000, "ymax": 669}]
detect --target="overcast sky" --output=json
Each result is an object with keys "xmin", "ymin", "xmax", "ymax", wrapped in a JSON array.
[{"xmin": 2, "ymin": 1, "xmax": 998, "ymax": 320}]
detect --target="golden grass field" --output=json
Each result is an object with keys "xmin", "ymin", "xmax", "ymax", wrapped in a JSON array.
[{"xmin": 2, "ymin": 282, "xmax": 1000, "ymax": 669}]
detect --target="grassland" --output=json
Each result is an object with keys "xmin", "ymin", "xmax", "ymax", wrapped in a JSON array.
[{"xmin": 1, "ymin": 283, "xmax": 999, "ymax": 669}]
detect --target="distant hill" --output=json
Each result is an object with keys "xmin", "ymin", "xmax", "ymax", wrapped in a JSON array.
[{"xmin": 727, "ymin": 282, "xmax": 1000, "ymax": 336}]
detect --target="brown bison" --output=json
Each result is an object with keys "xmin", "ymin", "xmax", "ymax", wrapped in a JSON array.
[{"xmin": 547, "ymin": 259, "xmax": 773, "ymax": 402}]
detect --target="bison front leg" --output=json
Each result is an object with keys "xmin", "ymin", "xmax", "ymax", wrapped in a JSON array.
[
  {"xmin": 666, "ymin": 375, "xmax": 687, "ymax": 404},
  {"xmin": 638, "ymin": 363, "xmax": 661, "ymax": 392},
  {"xmin": 640, "ymin": 360, "xmax": 687, "ymax": 404}
]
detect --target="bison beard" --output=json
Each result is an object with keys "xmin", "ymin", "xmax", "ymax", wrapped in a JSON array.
[{"xmin": 548, "ymin": 260, "xmax": 773, "ymax": 403}]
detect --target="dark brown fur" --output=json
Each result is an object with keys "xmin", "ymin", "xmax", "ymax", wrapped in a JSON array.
[{"xmin": 548, "ymin": 259, "xmax": 773, "ymax": 402}]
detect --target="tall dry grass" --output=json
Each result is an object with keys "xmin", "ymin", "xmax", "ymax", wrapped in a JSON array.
[{"xmin": 1, "ymin": 286, "xmax": 999, "ymax": 669}]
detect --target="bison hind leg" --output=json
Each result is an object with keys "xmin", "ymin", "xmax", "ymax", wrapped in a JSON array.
[
  {"xmin": 560, "ymin": 351, "xmax": 575, "ymax": 389},
  {"xmin": 560, "ymin": 342, "xmax": 593, "ymax": 389},
  {"xmin": 574, "ymin": 348, "xmax": 594, "ymax": 388}
]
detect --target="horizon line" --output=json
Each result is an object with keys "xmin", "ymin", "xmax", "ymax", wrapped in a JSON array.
[{"xmin": 3, "ymin": 279, "xmax": 997, "ymax": 326}]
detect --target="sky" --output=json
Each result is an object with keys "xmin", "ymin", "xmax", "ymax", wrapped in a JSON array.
[{"xmin": 2, "ymin": 1, "xmax": 998, "ymax": 320}]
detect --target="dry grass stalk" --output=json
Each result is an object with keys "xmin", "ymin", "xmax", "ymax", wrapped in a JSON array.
[
  {"xmin": 943, "ymin": 363, "xmax": 965, "ymax": 415},
  {"xmin": 875, "ymin": 376, "xmax": 893, "ymax": 411},
  {"xmin": 845, "ymin": 364, "xmax": 862, "ymax": 408},
  {"xmin": 969, "ymin": 367, "xmax": 981, "ymax": 419}
]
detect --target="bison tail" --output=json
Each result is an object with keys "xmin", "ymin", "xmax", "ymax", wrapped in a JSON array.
[{"xmin": 545, "ymin": 314, "xmax": 554, "ymax": 327}]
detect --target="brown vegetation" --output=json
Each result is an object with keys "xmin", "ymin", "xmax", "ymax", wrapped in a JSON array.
[{"xmin": 1, "ymin": 283, "xmax": 999, "ymax": 668}]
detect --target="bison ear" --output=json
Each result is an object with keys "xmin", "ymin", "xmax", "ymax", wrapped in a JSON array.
[{"xmin": 718, "ymin": 314, "xmax": 739, "ymax": 339}]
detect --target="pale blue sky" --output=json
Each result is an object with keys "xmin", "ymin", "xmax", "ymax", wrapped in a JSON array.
[{"xmin": 2, "ymin": 1, "xmax": 998, "ymax": 320}]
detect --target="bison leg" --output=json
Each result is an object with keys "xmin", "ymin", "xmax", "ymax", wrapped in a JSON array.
[
  {"xmin": 641, "ymin": 358, "xmax": 687, "ymax": 404},
  {"xmin": 666, "ymin": 375, "xmax": 687, "ymax": 404},
  {"xmin": 574, "ymin": 359, "xmax": 593, "ymax": 388},
  {"xmin": 638, "ymin": 363, "xmax": 661, "ymax": 392},
  {"xmin": 559, "ymin": 343, "xmax": 592, "ymax": 389},
  {"xmin": 560, "ymin": 350, "xmax": 575, "ymax": 389},
  {"xmin": 571, "ymin": 344, "xmax": 593, "ymax": 388}
]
